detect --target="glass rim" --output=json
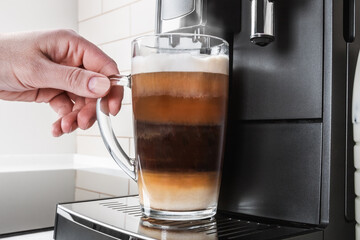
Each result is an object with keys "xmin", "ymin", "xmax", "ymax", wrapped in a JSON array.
[{"xmin": 132, "ymin": 33, "xmax": 229, "ymax": 49}]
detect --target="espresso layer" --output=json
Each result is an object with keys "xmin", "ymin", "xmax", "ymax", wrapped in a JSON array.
[
  {"xmin": 132, "ymin": 72, "xmax": 228, "ymax": 99},
  {"xmin": 133, "ymin": 95, "xmax": 226, "ymax": 125},
  {"xmin": 138, "ymin": 171, "xmax": 221, "ymax": 211},
  {"xmin": 136, "ymin": 121, "xmax": 224, "ymax": 172}
]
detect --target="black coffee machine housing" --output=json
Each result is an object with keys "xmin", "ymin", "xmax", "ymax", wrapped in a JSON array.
[
  {"xmin": 53, "ymin": 0, "xmax": 360, "ymax": 239},
  {"xmin": 157, "ymin": 0, "xmax": 359, "ymax": 239}
]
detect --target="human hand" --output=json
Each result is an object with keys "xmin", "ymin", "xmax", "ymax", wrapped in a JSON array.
[{"xmin": 0, "ymin": 29, "xmax": 122, "ymax": 136}]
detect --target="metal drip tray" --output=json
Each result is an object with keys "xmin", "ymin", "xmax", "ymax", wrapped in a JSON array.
[{"xmin": 54, "ymin": 196, "xmax": 321, "ymax": 240}]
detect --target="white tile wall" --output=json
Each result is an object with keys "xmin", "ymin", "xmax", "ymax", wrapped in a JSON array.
[
  {"xmin": 100, "ymin": 193, "xmax": 116, "ymax": 198},
  {"xmin": 130, "ymin": 0, "xmax": 156, "ymax": 35},
  {"xmin": 79, "ymin": 7, "xmax": 130, "ymax": 45},
  {"xmin": 100, "ymin": 38, "xmax": 133, "ymax": 72},
  {"xmin": 103, "ymin": 0, "xmax": 138, "ymax": 12},
  {"xmin": 75, "ymin": 188, "xmax": 100, "ymax": 201},
  {"xmin": 0, "ymin": 0, "xmax": 77, "ymax": 32},
  {"xmin": 77, "ymin": 122, "xmax": 100, "ymax": 136},
  {"xmin": 122, "ymin": 87, "xmax": 133, "ymax": 105},
  {"xmin": 78, "ymin": 0, "xmax": 102, "ymax": 21},
  {"xmin": 77, "ymin": 135, "xmax": 130, "ymax": 157},
  {"xmin": 75, "ymin": 188, "xmax": 116, "ymax": 201},
  {"xmin": 77, "ymin": 0, "xmax": 156, "ymax": 160},
  {"xmin": 0, "ymin": 0, "xmax": 77, "ymax": 155},
  {"xmin": 129, "ymin": 138, "xmax": 135, "ymax": 158},
  {"xmin": 77, "ymin": 104, "xmax": 134, "ymax": 137},
  {"xmin": 111, "ymin": 105, "xmax": 134, "ymax": 137},
  {"xmin": 129, "ymin": 179, "xmax": 138, "ymax": 195}
]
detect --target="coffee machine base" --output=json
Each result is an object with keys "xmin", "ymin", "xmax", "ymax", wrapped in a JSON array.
[{"xmin": 54, "ymin": 196, "xmax": 323, "ymax": 240}]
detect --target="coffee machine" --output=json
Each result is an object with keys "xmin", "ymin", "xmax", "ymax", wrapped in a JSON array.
[{"xmin": 54, "ymin": 0, "xmax": 360, "ymax": 239}]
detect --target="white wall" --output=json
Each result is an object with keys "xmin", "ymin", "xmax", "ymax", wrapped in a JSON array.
[
  {"xmin": 0, "ymin": 0, "xmax": 77, "ymax": 32},
  {"xmin": 0, "ymin": 0, "xmax": 78, "ymax": 154},
  {"xmin": 76, "ymin": 0, "xmax": 156, "ymax": 158}
]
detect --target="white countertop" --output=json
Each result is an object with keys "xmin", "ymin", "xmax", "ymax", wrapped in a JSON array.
[
  {"xmin": 2, "ymin": 231, "xmax": 53, "ymax": 240},
  {"xmin": 0, "ymin": 154, "xmax": 129, "ymax": 237}
]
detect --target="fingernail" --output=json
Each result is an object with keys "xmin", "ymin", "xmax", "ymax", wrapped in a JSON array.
[
  {"xmin": 88, "ymin": 77, "xmax": 110, "ymax": 95},
  {"xmin": 69, "ymin": 123, "xmax": 77, "ymax": 133},
  {"xmin": 52, "ymin": 128, "xmax": 62, "ymax": 137},
  {"xmin": 85, "ymin": 118, "xmax": 96, "ymax": 129}
]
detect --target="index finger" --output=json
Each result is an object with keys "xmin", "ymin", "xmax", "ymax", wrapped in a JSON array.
[{"xmin": 38, "ymin": 29, "xmax": 119, "ymax": 76}]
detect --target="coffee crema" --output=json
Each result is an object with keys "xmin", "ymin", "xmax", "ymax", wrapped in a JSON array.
[{"xmin": 132, "ymin": 54, "xmax": 228, "ymax": 212}]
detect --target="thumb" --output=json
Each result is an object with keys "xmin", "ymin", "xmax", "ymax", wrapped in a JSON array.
[{"xmin": 45, "ymin": 64, "xmax": 111, "ymax": 98}]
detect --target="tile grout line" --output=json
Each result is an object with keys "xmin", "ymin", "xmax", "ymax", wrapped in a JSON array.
[
  {"xmin": 97, "ymin": 30, "xmax": 154, "ymax": 47},
  {"xmin": 78, "ymin": 0, "xmax": 142, "ymax": 23},
  {"xmin": 119, "ymin": 69, "xmax": 131, "ymax": 74},
  {"xmin": 76, "ymin": 0, "xmax": 143, "ymax": 157},
  {"xmin": 76, "ymin": 186, "xmax": 116, "ymax": 197}
]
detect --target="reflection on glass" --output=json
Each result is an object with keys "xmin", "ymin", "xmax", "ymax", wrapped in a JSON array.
[{"xmin": 138, "ymin": 217, "xmax": 218, "ymax": 240}]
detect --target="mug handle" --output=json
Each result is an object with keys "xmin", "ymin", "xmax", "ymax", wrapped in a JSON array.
[{"xmin": 96, "ymin": 74, "xmax": 137, "ymax": 181}]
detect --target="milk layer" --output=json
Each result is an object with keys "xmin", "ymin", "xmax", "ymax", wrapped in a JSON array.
[{"xmin": 138, "ymin": 171, "xmax": 221, "ymax": 211}]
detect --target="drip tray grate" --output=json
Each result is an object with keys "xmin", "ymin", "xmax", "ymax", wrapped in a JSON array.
[
  {"xmin": 100, "ymin": 201, "xmax": 143, "ymax": 217},
  {"xmin": 56, "ymin": 196, "xmax": 319, "ymax": 240}
]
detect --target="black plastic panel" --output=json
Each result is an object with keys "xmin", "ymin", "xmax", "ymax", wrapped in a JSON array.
[
  {"xmin": 219, "ymin": 122, "xmax": 322, "ymax": 224},
  {"xmin": 345, "ymin": 43, "xmax": 356, "ymax": 221},
  {"xmin": 233, "ymin": 0, "xmax": 323, "ymax": 120},
  {"xmin": 55, "ymin": 215, "xmax": 129, "ymax": 240},
  {"xmin": 343, "ymin": 0, "xmax": 356, "ymax": 42}
]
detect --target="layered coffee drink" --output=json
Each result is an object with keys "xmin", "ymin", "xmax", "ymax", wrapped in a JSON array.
[{"xmin": 132, "ymin": 53, "xmax": 229, "ymax": 213}]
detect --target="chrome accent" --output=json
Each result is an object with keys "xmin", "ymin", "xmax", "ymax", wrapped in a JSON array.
[
  {"xmin": 161, "ymin": 0, "xmax": 195, "ymax": 20},
  {"xmin": 108, "ymin": 74, "xmax": 131, "ymax": 88},
  {"xmin": 56, "ymin": 207, "xmax": 120, "ymax": 240},
  {"xmin": 56, "ymin": 199, "xmax": 154, "ymax": 240},
  {"xmin": 96, "ymin": 73, "xmax": 137, "ymax": 181},
  {"xmin": 250, "ymin": 0, "xmax": 275, "ymax": 46},
  {"xmin": 155, "ymin": 0, "xmax": 206, "ymax": 33}
]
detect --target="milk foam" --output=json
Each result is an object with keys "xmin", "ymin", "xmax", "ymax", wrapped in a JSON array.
[{"xmin": 132, "ymin": 53, "xmax": 229, "ymax": 75}]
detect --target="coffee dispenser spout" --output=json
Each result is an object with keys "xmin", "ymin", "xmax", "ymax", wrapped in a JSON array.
[{"xmin": 250, "ymin": 0, "xmax": 275, "ymax": 46}]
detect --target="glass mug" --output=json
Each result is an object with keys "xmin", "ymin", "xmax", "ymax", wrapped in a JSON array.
[{"xmin": 96, "ymin": 33, "xmax": 229, "ymax": 220}]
